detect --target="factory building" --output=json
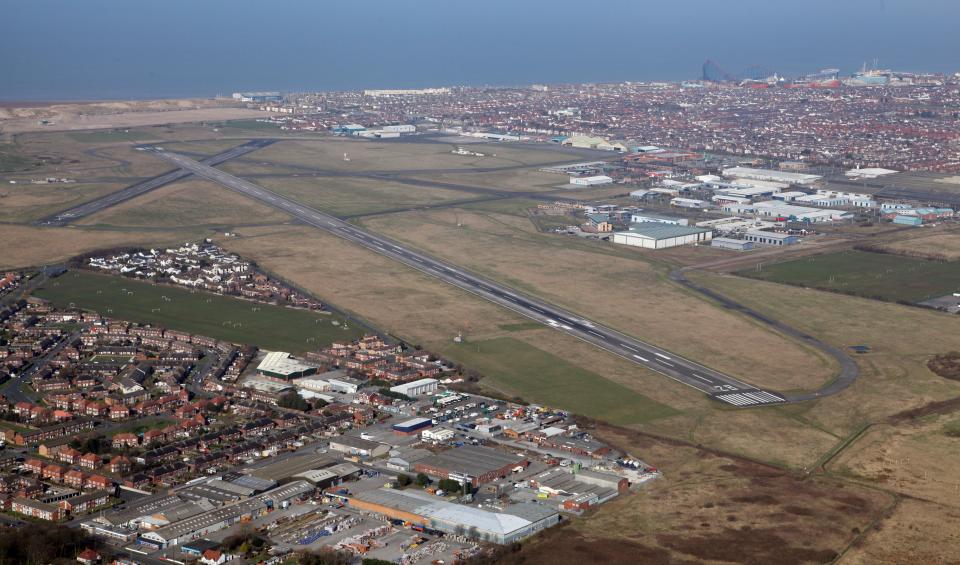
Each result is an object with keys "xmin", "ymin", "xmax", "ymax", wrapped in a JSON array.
[
  {"xmin": 670, "ymin": 197, "xmax": 710, "ymax": 209},
  {"xmin": 752, "ymin": 201, "xmax": 852, "ymax": 223},
  {"xmin": 629, "ymin": 213, "xmax": 688, "ymax": 226},
  {"xmin": 611, "ymin": 223, "xmax": 712, "ymax": 250},
  {"xmin": 256, "ymin": 352, "xmax": 317, "ymax": 380},
  {"xmin": 415, "ymin": 445, "xmax": 528, "ymax": 487},
  {"xmin": 381, "ymin": 124, "xmax": 416, "ymax": 133},
  {"xmin": 744, "ymin": 230, "xmax": 800, "ymax": 246},
  {"xmin": 711, "ymin": 237, "xmax": 755, "ymax": 251},
  {"xmin": 328, "ymin": 436, "xmax": 390, "ymax": 458},
  {"xmin": 722, "ymin": 167, "xmax": 822, "ymax": 185},
  {"xmin": 389, "ymin": 378, "xmax": 439, "ymax": 397},
  {"xmin": 392, "ymin": 417, "xmax": 433, "ymax": 435},
  {"xmin": 570, "ymin": 175, "xmax": 613, "ymax": 186},
  {"xmin": 349, "ymin": 488, "xmax": 560, "ymax": 544}
]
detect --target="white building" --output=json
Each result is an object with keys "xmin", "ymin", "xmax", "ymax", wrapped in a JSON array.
[
  {"xmin": 751, "ymin": 201, "xmax": 852, "ymax": 223},
  {"xmin": 422, "ymin": 428, "xmax": 455, "ymax": 443},
  {"xmin": 744, "ymin": 230, "xmax": 800, "ymax": 246},
  {"xmin": 611, "ymin": 222, "xmax": 712, "ymax": 250},
  {"xmin": 381, "ymin": 124, "xmax": 416, "ymax": 133},
  {"xmin": 389, "ymin": 378, "xmax": 439, "ymax": 397},
  {"xmin": 670, "ymin": 197, "xmax": 709, "ymax": 209},
  {"xmin": 722, "ymin": 167, "xmax": 822, "ymax": 185},
  {"xmin": 570, "ymin": 175, "xmax": 613, "ymax": 186}
]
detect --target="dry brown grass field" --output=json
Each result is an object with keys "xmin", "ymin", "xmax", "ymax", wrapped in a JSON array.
[
  {"xmin": 691, "ymin": 272, "xmax": 960, "ymax": 436},
  {"xmin": 253, "ymin": 175, "xmax": 481, "ymax": 217},
  {"xmin": 0, "ymin": 224, "xmax": 207, "ymax": 269},
  {"xmin": 878, "ymin": 228, "xmax": 960, "ymax": 260},
  {"xmin": 362, "ymin": 208, "xmax": 836, "ymax": 392},
  {"xmin": 76, "ymin": 178, "xmax": 291, "ymax": 228},
  {"xmin": 246, "ymin": 138, "xmax": 571, "ymax": 173},
  {"xmin": 0, "ymin": 181, "xmax": 127, "ymax": 223},
  {"xmin": 503, "ymin": 423, "xmax": 895, "ymax": 565},
  {"xmin": 830, "ymin": 412, "xmax": 960, "ymax": 505},
  {"xmin": 839, "ymin": 498, "xmax": 960, "ymax": 564}
]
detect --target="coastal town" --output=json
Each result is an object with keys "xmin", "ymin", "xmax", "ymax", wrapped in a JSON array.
[{"xmin": 0, "ymin": 262, "xmax": 653, "ymax": 564}]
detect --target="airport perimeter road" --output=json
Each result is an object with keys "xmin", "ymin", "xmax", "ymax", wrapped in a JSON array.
[
  {"xmin": 34, "ymin": 139, "xmax": 275, "ymax": 227},
  {"xmin": 150, "ymin": 148, "xmax": 789, "ymax": 407}
]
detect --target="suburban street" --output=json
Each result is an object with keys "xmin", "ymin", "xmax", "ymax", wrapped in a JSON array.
[{"xmin": 149, "ymin": 148, "xmax": 789, "ymax": 407}]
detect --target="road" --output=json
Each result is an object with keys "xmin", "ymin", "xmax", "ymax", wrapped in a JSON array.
[
  {"xmin": 149, "ymin": 148, "xmax": 788, "ymax": 407},
  {"xmin": 33, "ymin": 139, "xmax": 275, "ymax": 227}
]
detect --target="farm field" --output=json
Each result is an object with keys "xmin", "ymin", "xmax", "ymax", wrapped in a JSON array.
[
  {"xmin": 740, "ymin": 249, "xmax": 960, "ymax": 302},
  {"xmin": 362, "ymin": 207, "xmax": 837, "ymax": 392},
  {"xmin": 443, "ymin": 336, "xmax": 678, "ymax": 426},
  {"xmin": 254, "ymin": 175, "xmax": 481, "ymax": 217},
  {"xmin": 33, "ymin": 270, "xmax": 363, "ymax": 352},
  {"xmin": 77, "ymin": 178, "xmax": 292, "ymax": 228}
]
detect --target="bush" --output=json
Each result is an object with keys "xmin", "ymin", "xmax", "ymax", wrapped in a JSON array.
[
  {"xmin": 415, "ymin": 473, "xmax": 430, "ymax": 487},
  {"xmin": 277, "ymin": 391, "xmax": 310, "ymax": 411},
  {"xmin": 396, "ymin": 474, "xmax": 411, "ymax": 487},
  {"xmin": 928, "ymin": 351, "xmax": 960, "ymax": 381}
]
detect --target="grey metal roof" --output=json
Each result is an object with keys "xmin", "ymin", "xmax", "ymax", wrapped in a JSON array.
[{"xmin": 620, "ymin": 222, "xmax": 711, "ymax": 239}]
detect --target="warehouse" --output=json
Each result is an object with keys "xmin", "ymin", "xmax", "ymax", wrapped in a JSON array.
[
  {"xmin": 256, "ymin": 352, "xmax": 317, "ymax": 380},
  {"xmin": 349, "ymin": 488, "xmax": 560, "ymax": 544},
  {"xmin": 328, "ymin": 436, "xmax": 390, "ymax": 458},
  {"xmin": 392, "ymin": 417, "xmax": 433, "ymax": 435},
  {"xmin": 752, "ymin": 201, "xmax": 852, "ymax": 223},
  {"xmin": 711, "ymin": 237, "xmax": 755, "ymax": 251},
  {"xmin": 744, "ymin": 230, "xmax": 799, "ymax": 246},
  {"xmin": 569, "ymin": 175, "xmax": 613, "ymax": 186},
  {"xmin": 611, "ymin": 222, "xmax": 712, "ymax": 250},
  {"xmin": 415, "ymin": 445, "xmax": 528, "ymax": 486},
  {"xmin": 389, "ymin": 378, "xmax": 438, "ymax": 397},
  {"xmin": 629, "ymin": 212, "xmax": 688, "ymax": 225},
  {"xmin": 670, "ymin": 197, "xmax": 709, "ymax": 209},
  {"xmin": 722, "ymin": 167, "xmax": 822, "ymax": 185}
]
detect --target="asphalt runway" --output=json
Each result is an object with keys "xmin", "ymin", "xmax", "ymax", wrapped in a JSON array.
[
  {"xmin": 34, "ymin": 139, "xmax": 275, "ymax": 227},
  {"xmin": 149, "ymin": 148, "xmax": 789, "ymax": 407}
]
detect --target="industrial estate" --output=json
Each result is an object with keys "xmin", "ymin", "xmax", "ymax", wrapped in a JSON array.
[{"xmin": 2, "ymin": 63, "xmax": 960, "ymax": 564}]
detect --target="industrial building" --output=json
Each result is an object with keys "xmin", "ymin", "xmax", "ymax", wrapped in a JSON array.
[
  {"xmin": 569, "ymin": 175, "xmax": 613, "ymax": 186},
  {"xmin": 611, "ymin": 222, "xmax": 712, "ymax": 250},
  {"xmin": 256, "ymin": 352, "xmax": 317, "ymax": 380},
  {"xmin": 415, "ymin": 445, "xmax": 528, "ymax": 486},
  {"xmin": 722, "ymin": 167, "xmax": 822, "ymax": 185},
  {"xmin": 138, "ymin": 481, "xmax": 314, "ymax": 548},
  {"xmin": 392, "ymin": 417, "xmax": 433, "ymax": 435},
  {"xmin": 328, "ymin": 436, "xmax": 390, "ymax": 458},
  {"xmin": 751, "ymin": 201, "xmax": 852, "ymax": 223},
  {"xmin": 670, "ymin": 197, "xmax": 710, "ymax": 209},
  {"xmin": 744, "ymin": 230, "xmax": 800, "ymax": 246},
  {"xmin": 349, "ymin": 488, "xmax": 560, "ymax": 544},
  {"xmin": 711, "ymin": 237, "xmax": 755, "ymax": 251},
  {"xmin": 389, "ymin": 378, "xmax": 439, "ymax": 397},
  {"xmin": 629, "ymin": 212, "xmax": 688, "ymax": 226}
]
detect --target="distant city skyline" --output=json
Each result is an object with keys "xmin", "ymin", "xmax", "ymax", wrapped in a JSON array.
[{"xmin": 2, "ymin": 0, "xmax": 958, "ymax": 100}]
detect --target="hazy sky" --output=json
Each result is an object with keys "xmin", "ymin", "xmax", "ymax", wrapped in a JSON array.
[{"xmin": 2, "ymin": 0, "xmax": 958, "ymax": 99}]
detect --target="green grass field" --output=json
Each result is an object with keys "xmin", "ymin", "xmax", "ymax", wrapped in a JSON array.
[
  {"xmin": 0, "ymin": 146, "xmax": 36, "ymax": 172},
  {"xmin": 442, "ymin": 337, "xmax": 679, "ymax": 425},
  {"xmin": 740, "ymin": 250, "xmax": 960, "ymax": 303},
  {"xmin": 33, "ymin": 271, "xmax": 364, "ymax": 353}
]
